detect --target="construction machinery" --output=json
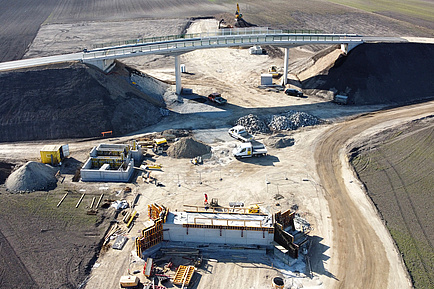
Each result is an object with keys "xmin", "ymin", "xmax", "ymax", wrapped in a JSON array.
[
  {"xmin": 248, "ymin": 204, "xmax": 260, "ymax": 214},
  {"xmin": 268, "ymin": 66, "xmax": 282, "ymax": 78}
]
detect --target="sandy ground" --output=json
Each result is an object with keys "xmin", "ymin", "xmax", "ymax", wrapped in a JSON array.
[{"xmin": 1, "ymin": 17, "xmax": 432, "ymax": 289}]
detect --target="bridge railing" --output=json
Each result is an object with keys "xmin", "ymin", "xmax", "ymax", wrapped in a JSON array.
[
  {"xmin": 92, "ymin": 27, "xmax": 324, "ymax": 50},
  {"xmin": 85, "ymin": 34, "xmax": 361, "ymax": 60}
]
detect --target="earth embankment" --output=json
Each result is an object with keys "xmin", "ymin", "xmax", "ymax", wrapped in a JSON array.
[
  {"xmin": 0, "ymin": 62, "xmax": 163, "ymax": 142},
  {"xmin": 304, "ymin": 43, "xmax": 434, "ymax": 105},
  {"xmin": 350, "ymin": 116, "xmax": 434, "ymax": 289},
  {"xmin": 314, "ymin": 101, "xmax": 434, "ymax": 289}
]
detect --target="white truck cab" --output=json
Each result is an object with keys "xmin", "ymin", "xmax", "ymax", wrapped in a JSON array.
[
  {"xmin": 228, "ymin": 125, "xmax": 254, "ymax": 142},
  {"xmin": 233, "ymin": 141, "xmax": 267, "ymax": 158}
]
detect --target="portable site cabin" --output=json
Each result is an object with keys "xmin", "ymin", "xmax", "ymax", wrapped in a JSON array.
[{"xmin": 40, "ymin": 144, "xmax": 69, "ymax": 165}]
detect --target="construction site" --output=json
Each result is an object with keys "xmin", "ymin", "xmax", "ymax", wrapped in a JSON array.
[{"xmin": 0, "ymin": 1, "xmax": 433, "ymax": 289}]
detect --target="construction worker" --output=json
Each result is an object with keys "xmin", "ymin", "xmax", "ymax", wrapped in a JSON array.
[{"xmin": 204, "ymin": 193, "xmax": 209, "ymax": 210}]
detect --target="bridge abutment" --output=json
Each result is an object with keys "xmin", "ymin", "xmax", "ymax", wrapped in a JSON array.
[{"xmin": 83, "ymin": 58, "xmax": 116, "ymax": 73}]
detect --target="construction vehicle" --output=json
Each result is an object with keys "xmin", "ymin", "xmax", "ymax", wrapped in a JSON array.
[
  {"xmin": 207, "ymin": 93, "xmax": 227, "ymax": 105},
  {"xmin": 228, "ymin": 125, "xmax": 254, "ymax": 142},
  {"xmin": 152, "ymin": 138, "xmax": 167, "ymax": 154},
  {"xmin": 234, "ymin": 3, "xmax": 256, "ymax": 28},
  {"xmin": 233, "ymin": 141, "xmax": 267, "ymax": 158},
  {"xmin": 248, "ymin": 204, "xmax": 260, "ymax": 213},
  {"xmin": 268, "ymin": 66, "xmax": 281, "ymax": 78},
  {"xmin": 210, "ymin": 198, "xmax": 219, "ymax": 207},
  {"xmin": 235, "ymin": 3, "xmax": 242, "ymax": 19},
  {"xmin": 119, "ymin": 275, "xmax": 140, "ymax": 288},
  {"xmin": 218, "ymin": 19, "xmax": 233, "ymax": 29}
]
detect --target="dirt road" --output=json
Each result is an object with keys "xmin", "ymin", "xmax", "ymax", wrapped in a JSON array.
[{"xmin": 314, "ymin": 101, "xmax": 434, "ymax": 289}]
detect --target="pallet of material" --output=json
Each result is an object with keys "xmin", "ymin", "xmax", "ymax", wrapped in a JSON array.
[{"xmin": 173, "ymin": 265, "xmax": 195, "ymax": 286}]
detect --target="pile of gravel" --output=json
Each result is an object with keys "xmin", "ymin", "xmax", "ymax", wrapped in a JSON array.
[
  {"xmin": 167, "ymin": 137, "xmax": 211, "ymax": 159},
  {"xmin": 235, "ymin": 111, "xmax": 321, "ymax": 134},
  {"xmin": 267, "ymin": 110, "xmax": 321, "ymax": 131},
  {"xmin": 235, "ymin": 114, "xmax": 269, "ymax": 134},
  {"xmin": 5, "ymin": 161, "xmax": 57, "ymax": 192}
]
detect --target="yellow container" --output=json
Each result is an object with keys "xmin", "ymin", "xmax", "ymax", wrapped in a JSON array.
[{"xmin": 40, "ymin": 145, "xmax": 62, "ymax": 165}]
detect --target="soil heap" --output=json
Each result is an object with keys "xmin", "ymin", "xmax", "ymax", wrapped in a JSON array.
[
  {"xmin": 5, "ymin": 161, "xmax": 57, "ymax": 192},
  {"xmin": 304, "ymin": 43, "xmax": 434, "ymax": 105},
  {"xmin": 0, "ymin": 62, "xmax": 163, "ymax": 142},
  {"xmin": 167, "ymin": 137, "xmax": 211, "ymax": 158}
]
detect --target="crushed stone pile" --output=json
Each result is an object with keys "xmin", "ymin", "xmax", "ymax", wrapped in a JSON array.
[
  {"xmin": 267, "ymin": 110, "xmax": 321, "ymax": 131},
  {"xmin": 167, "ymin": 137, "xmax": 211, "ymax": 159},
  {"xmin": 5, "ymin": 161, "xmax": 57, "ymax": 192},
  {"xmin": 235, "ymin": 114, "xmax": 270, "ymax": 134},
  {"xmin": 235, "ymin": 111, "xmax": 321, "ymax": 134}
]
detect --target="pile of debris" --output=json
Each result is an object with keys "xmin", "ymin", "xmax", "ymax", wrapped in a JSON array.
[
  {"xmin": 235, "ymin": 111, "xmax": 321, "ymax": 134},
  {"xmin": 5, "ymin": 161, "xmax": 58, "ymax": 192},
  {"xmin": 167, "ymin": 137, "xmax": 211, "ymax": 159},
  {"xmin": 267, "ymin": 110, "xmax": 321, "ymax": 131},
  {"xmin": 235, "ymin": 114, "xmax": 269, "ymax": 134},
  {"xmin": 265, "ymin": 134, "xmax": 295, "ymax": 149}
]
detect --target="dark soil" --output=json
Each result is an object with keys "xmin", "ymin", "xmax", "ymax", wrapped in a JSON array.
[
  {"xmin": 350, "ymin": 116, "xmax": 434, "ymax": 288},
  {"xmin": 304, "ymin": 43, "xmax": 434, "ymax": 105},
  {"xmin": 0, "ymin": 161, "xmax": 14, "ymax": 184},
  {"xmin": 0, "ymin": 191, "xmax": 114, "ymax": 289},
  {"xmin": 0, "ymin": 62, "xmax": 162, "ymax": 142}
]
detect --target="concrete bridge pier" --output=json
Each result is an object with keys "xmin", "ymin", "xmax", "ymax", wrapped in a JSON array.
[
  {"xmin": 283, "ymin": 47, "xmax": 289, "ymax": 86},
  {"xmin": 175, "ymin": 54, "xmax": 182, "ymax": 95}
]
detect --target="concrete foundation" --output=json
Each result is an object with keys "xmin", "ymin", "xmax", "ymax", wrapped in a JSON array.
[
  {"xmin": 80, "ymin": 142, "xmax": 142, "ymax": 182},
  {"xmin": 83, "ymin": 58, "xmax": 116, "ymax": 73},
  {"xmin": 163, "ymin": 212, "xmax": 274, "ymax": 246}
]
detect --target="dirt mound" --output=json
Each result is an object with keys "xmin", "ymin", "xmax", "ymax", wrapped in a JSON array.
[
  {"xmin": 265, "ymin": 134, "xmax": 295, "ymax": 148},
  {"xmin": 167, "ymin": 137, "xmax": 211, "ymax": 158},
  {"xmin": 303, "ymin": 43, "xmax": 434, "ymax": 105},
  {"xmin": 5, "ymin": 161, "xmax": 57, "ymax": 192},
  {"xmin": 0, "ymin": 62, "xmax": 163, "ymax": 142}
]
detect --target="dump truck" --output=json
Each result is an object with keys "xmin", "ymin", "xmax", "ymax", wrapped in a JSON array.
[
  {"xmin": 119, "ymin": 275, "xmax": 139, "ymax": 288},
  {"xmin": 233, "ymin": 141, "xmax": 267, "ymax": 158},
  {"xmin": 228, "ymin": 125, "xmax": 254, "ymax": 142}
]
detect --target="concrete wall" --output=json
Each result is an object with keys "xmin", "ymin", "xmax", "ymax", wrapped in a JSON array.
[
  {"xmin": 81, "ymin": 158, "xmax": 135, "ymax": 182},
  {"xmin": 163, "ymin": 223, "xmax": 274, "ymax": 246}
]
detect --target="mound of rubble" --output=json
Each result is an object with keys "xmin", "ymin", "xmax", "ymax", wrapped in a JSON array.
[
  {"xmin": 5, "ymin": 161, "xmax": 57, "ymax": 192},
  {"xmin": 267, "ymin": 110, "xmax": 321, "ymax": 131},
  {"xmin": 235, "ymin": 114, "xmax": 270, "ymax": 134},
  {"xmin": 235, "ymin": 111, "xmax": 321, "ymax": 134},
  {"xmin": 167, "ymin": 137, "xmax": 211, "ymax": 159}
]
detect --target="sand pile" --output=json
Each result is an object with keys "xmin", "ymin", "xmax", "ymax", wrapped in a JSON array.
[
  {"xmin": 167, "ymin": 137, "xmax": 211, "ymax": 159},
  {"xmin": 5, "ymin": 161, "xmax": 57, "ymax": 192}
]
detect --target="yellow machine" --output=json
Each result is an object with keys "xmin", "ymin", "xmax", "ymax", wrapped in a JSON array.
[
  {"xmin": 268, "ymin": 66, "xmax": 281, "ymax": 78},
  {"xmin": 235, "ymin": 3, "xmax": 242, "ymax": 19},
  {"xmin": 248, "ymin": 204, "xmax": 260, "ymax": 214}
]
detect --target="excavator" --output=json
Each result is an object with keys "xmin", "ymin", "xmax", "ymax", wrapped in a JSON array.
[{"xmin": 219, "ymin": 3, "xmax": 256, "ymax": 29}]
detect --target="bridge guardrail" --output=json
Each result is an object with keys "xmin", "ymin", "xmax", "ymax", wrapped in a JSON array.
[
  {"xmin": 84, "ymin": 34, "xmax": 363, "ymax": 60},
  {"xmin": 92, "ymin": 27, "xmax": 325, "ymax": 49}
]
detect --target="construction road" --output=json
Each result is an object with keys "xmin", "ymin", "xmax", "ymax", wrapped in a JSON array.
[{"xmin": 314, "ymin": 100, "xmax": 434, "ymax": 289}]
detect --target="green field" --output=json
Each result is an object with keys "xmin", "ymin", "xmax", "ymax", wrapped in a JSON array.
[{"xmin": 351, "ymin": 117, "xmax": 434, "ymax": 289}]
